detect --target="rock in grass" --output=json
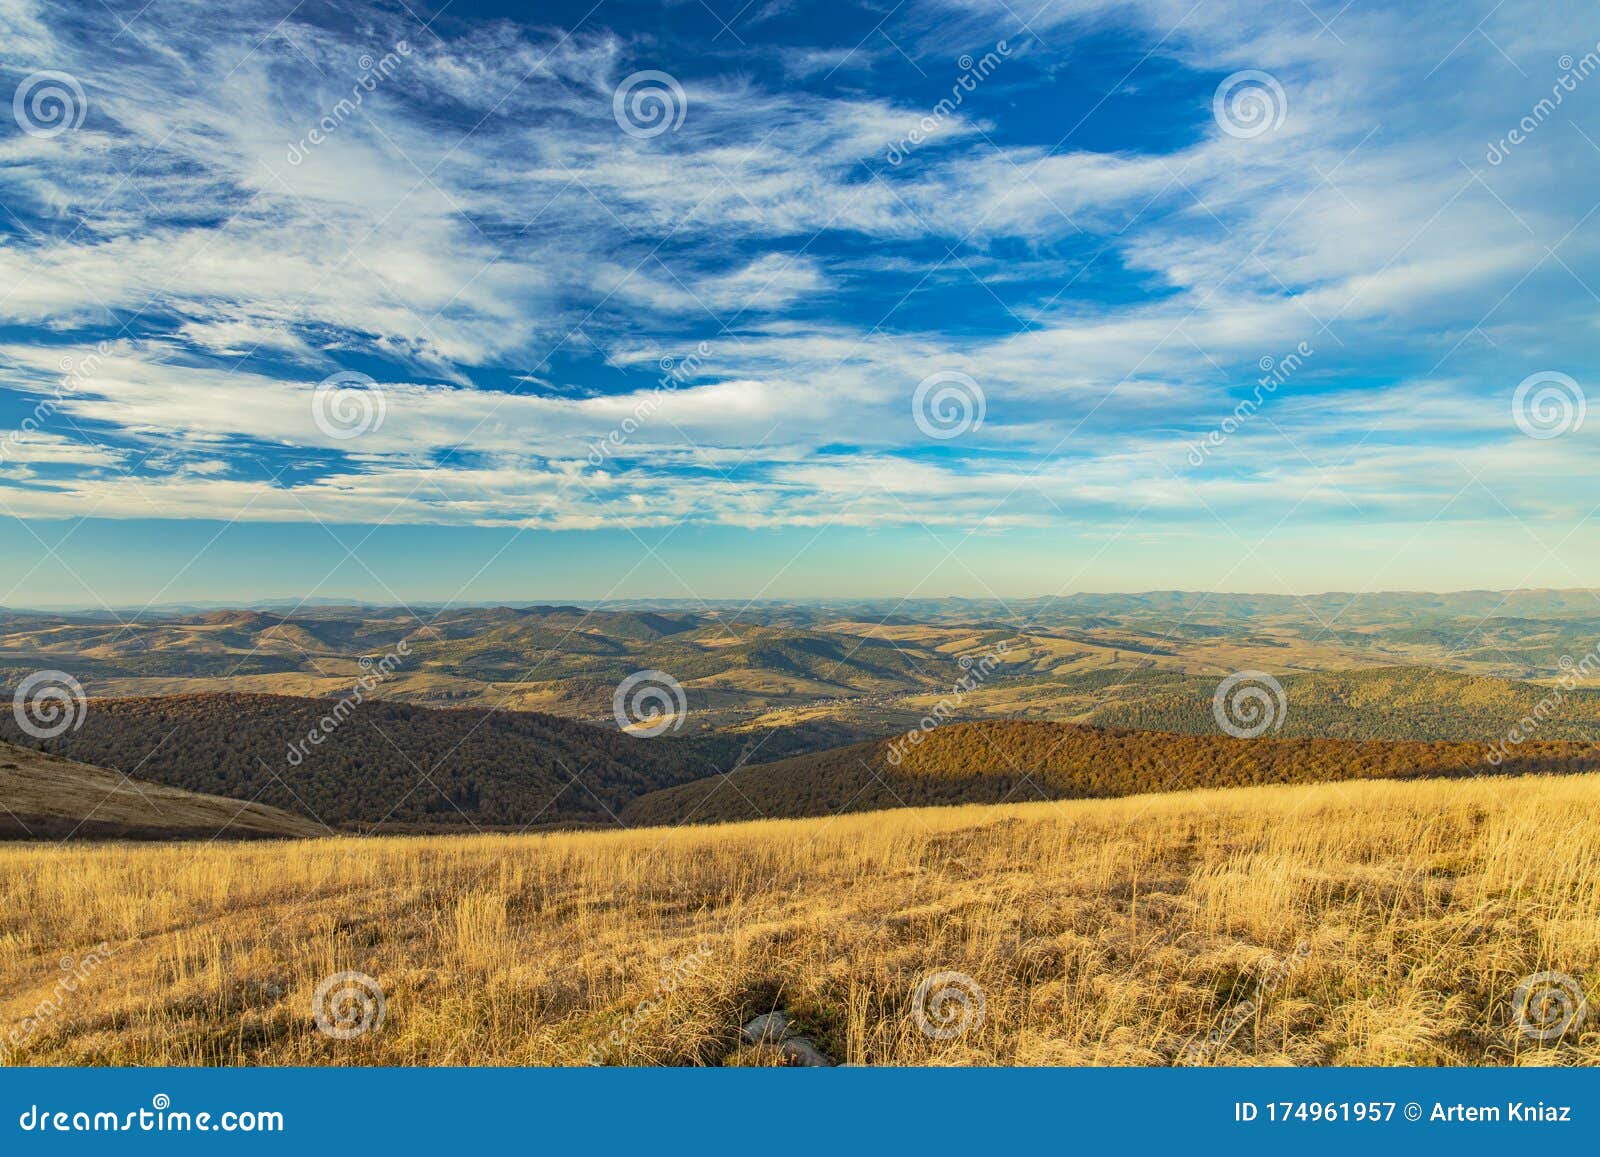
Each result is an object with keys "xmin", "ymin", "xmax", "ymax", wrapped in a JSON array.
[
  {"xmin": 776, "ymin": 1037, "xmax": 833, "ymax": 1067},
  {"xmin": 739, "ymin": 1011, "xmax": 834, "ymax": 1066},
  {"xmin": 741, "ymin": 1012, "xmax": 791, "ymax": 1046}
]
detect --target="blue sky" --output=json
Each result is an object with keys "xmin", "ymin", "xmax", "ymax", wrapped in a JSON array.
[{"xmin": 0, "ymin": 0, "xmax": 1596, "ymax": 607}]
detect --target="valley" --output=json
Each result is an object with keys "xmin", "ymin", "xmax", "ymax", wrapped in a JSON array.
[{"xmin": 4, "ymin": 592, "xmax": 1600, "ymax": 838}]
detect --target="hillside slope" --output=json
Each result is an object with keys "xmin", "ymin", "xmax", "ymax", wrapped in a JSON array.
[
  {"xmin": 621, "ymin": 717, "xmax": 1600, "ymax": 825},
  {"xmin": 0, "ymin": 693, "xmax": 849, "ymax": 831},
  {"xmin": 6, "ymin": 774, "xmax": 1596, "ymax": 1065},
  {"xmin": 1085, "ymin": 666, "xmax": 1600, "ymax": 741},
  {"xmin": 0, "ymin": 740, "xmax": 320, "ymax": 840}
]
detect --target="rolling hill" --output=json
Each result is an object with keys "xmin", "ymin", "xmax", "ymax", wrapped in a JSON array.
[
  {"xmin": 0, "ymin": 740, "xmax": 320, "ymax": 840},
  {"xmin": 5, "ymin": 594, "xmax": 1600, "ymax": 731},
  {"xmin": 621, "ymin": 717, "xmax": 1600, "ymax": 826},
  {"xmin": 0, "ymin": 605, "xmax": 985, "ymax": 724}
]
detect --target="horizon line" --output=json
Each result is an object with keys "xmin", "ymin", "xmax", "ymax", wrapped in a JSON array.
[{"xmin": 11, "ymin": 585, "xmax": 1600, "ymax": 615}]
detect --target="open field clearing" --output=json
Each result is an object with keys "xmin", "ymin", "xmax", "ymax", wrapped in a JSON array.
[{"xmin": 2, "ymin": 775, "xmax": 1597, "ymax": 1066}]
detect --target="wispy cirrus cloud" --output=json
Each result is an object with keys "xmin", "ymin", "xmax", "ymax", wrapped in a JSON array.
[{"xmin": 0, "ymin": 0, "xmax": 1591, "ymax": 568}]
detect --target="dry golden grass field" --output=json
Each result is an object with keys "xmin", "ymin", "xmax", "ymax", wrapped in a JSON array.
[{"xmin": 2, "ymin": 774, "xmax": 1597, "ymax": 1066}]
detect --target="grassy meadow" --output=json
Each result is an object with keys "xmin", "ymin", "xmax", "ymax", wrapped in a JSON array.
[{"xmin": 2, "ymin": 773, "xmax": 1597, "ymax": 1066}]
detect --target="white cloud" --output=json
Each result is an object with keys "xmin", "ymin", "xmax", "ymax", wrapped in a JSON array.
[{"xmin": 0, "ymin": 0, "xmax": 1589, "ymax": 544}]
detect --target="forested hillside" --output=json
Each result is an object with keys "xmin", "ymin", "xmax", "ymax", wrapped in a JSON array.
[
  {"xmin": 622, "ymin": 717, "xmax": 1599, "ymax": 825},
  {"xmin": 0, "ymin": 694, "xmax": 853, "ymax": 831},
  {"xmin": 1086, "ymin": 666, "xmax": 1600, "ymax": 740}
]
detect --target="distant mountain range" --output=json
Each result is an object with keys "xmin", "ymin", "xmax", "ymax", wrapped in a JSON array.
[
  {"xmin": 0, "ymin": 605, "xmax": 1016, "ymax": 732},
  {"xmin": 1, "ymin": 596, "xmax": 1596, "ymax": 735},
  {"xmin": 16, "ymin": 587, "xmax": 1600, "ymax": 622}
]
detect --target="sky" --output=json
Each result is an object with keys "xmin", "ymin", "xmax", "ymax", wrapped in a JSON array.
[{"xmin": 0, "ymin": 0, "xmax": 1596, "ymax": 608}]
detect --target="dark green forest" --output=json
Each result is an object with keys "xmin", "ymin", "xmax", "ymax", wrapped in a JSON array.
[{"xmin": 0, "ymin": 694, "xmax": 859, "ymax": 831}]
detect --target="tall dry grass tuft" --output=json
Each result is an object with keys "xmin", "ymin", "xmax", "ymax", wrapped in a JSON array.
[{"xmin": 1, "ymin": 773, "xmax": 1596, "ymax": 1066}]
